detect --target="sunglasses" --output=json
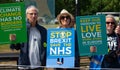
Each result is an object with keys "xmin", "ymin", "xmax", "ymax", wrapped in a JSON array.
[
  {"xmin": 106, "ymin": 22, "xmax": 115, "ymax": 24},
  {"xmin": 60, "ymin": 16, "xmax": 70, "ymax": 19}
]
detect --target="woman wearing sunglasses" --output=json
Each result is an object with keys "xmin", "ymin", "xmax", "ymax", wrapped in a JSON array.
[
  {"xmin": 57, "ymin": 9, "xmax": 74, "ymax": 28},
  {"xmin": 54, "ymin": 9, "xmax": 80, "ymax": 70}
]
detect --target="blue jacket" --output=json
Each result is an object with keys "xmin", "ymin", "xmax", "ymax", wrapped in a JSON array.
[{"xmin": 10, "ymin": 22, "xmax": 47, "ymax": 66}]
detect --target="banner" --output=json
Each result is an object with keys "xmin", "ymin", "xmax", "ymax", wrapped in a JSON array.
[
  {"xmin": 76, "ymin": 15, "xmax": 108, "ymax": 56},
  {"xmin": 46, "ymin": 28, "xmax": 75, "ymax": 68},
  {"xmin": 0, "ymin": 2, "xmax": 27, "ymax": 44}
]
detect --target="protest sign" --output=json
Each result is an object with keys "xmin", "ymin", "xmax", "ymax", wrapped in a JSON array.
[
  {"xmin": 0, "ymin": 2, "xmax": 27, "ymax": 44},
  {"xmin": 76, "ymin": 15, "xmax": 107, "ymax": 56},
  {"xmin": 46, "ymin": 28, "xmax": 75, "ymax": 68}
]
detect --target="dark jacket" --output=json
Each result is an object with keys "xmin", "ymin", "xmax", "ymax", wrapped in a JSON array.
[
  {"xmin": 90, "ymin": 32, "xmax": 120, "ymax": 69},
  {"xmin": 101, "ymin": 32, "xmax": 120, "ymax": 68},
  {"xmin": 10, "ymin": 22, "xmax": 47, "ymax": 66}
]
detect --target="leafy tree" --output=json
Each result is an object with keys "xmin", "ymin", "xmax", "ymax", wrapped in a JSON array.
[
  {"xmin": 102, "ymin": 0, "xmax": 120, "ymax": 12},
  {"xmin": 0, "ymin": 0, "xmax": 23, "ymax": 4},
  {"xmin": 55, "ymin": 0, "xmax": 75, "ymax": 17},
  {"xmin": 1, "ymin": 0, "xmax": 120, "ymax": 16},
  {"xmin": 0, "ymin": 0, "xmax": 14, "ymax": 4}
]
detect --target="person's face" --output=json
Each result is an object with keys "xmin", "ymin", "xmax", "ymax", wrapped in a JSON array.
[
  {"xmin": 60, "ymin": 15, "xmax": 71, "ymax": 27},
  {"xmin": 115, "ymin": 25, "xmax": 120, "ymax": 34},
  {"xmin": 106, "ymin": 17, "xmax": 115, "ymax": 34},
  {"xmin": 27, "ymin": 8, "xmax": 38, "ymax": 25}
]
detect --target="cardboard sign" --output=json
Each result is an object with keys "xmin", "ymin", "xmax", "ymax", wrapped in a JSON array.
[
  {"xmin": 0, "ymin": 2, "xmax": 27, "ymax": 44},
  {"xmin": 46, "ymin": 28, "xmax": 75, "ymax": 68},
  {"xmin": 76, "ymin": 15, "xmax": 108, "ymax": 56}
]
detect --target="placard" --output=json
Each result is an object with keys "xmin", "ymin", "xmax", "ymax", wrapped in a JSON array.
[
  {"xmin": 0, "ymin": 2, "xmax": 27, "ymax": 44},
  {"xmin": 76, "ymin": 15, "xmax": 107, "ymax": 56},
  {"xmin": 46, "ymin": 28, "xmax": 75, "ymax": 68}
]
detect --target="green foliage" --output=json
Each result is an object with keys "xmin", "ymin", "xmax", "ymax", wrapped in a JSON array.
[
  {"xmin": 55, "ymin": 0, "xmax": 75, "ymax": 17},
  {"xmin": 0, "ymin": 0, "xmax": 120, "ymax": 17},
  {"xmin": 0, "ymin": 0, "xmax": 24, "ymax": 4},
  {"xmin": 0, "ymin": 0, "xmax": 14, "ymax": 4},
  {"xmin": 55, "ymin": 0, "xmax": 120, "ymax": 16}
]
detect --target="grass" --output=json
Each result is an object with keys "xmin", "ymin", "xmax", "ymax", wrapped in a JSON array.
[
  {"xmin": 41, "ymin": 24, "xmax": 59, "ymax": 29},
  {"xmin": 0, "ymin": 44, "xmax": 18, "ymax": 53},
  {"xmin": 0, "ymin": 44, "xmax": 10, "ymax": 53}
]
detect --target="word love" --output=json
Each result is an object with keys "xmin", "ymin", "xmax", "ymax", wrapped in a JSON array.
[{"xmin": 81, "ymin": 24, "xmax": 101, "ymax": 38}]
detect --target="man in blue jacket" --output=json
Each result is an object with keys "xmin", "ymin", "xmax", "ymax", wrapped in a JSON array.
[{"xmin": 10, "ymin": 5, "xmax": 47, "ymax": 70}]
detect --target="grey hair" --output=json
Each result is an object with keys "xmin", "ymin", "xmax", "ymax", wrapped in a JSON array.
[
  {"xmin": 26, "ymin": 5, "xmax": 39, "ymax": 14},
  {"xmin": 106, "ymin": 14, "xmax": 116, "ymax": 23},
  {"xmin": 106, "ymin": 14, "xmax": 117, "ymax": 30}
]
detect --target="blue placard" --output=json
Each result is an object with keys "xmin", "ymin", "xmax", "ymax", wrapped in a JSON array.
[{"xmin": 46, "ymin": 28, "xmax": 75, "ymax": 68}]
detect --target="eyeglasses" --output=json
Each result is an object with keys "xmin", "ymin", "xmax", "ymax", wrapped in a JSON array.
[
  {"xmin": 60, "ymin": 16, "xmax": 70, "ymax": 20},
  {"xmin": 106, "ymin": 22, "xmax": 115, "ymax": 24},
  {"xmin": 27, "ymin": 13, "xmax": 38, "ymax": 16}
]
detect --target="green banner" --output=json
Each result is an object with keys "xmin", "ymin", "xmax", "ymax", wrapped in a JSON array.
[
  {"xmin": 0, "ymin": 2, "xmax": 27, "ymax": 44},
  {"xmin": 76, "ymin": 15, "xmax": 108, "ymax": 56}
]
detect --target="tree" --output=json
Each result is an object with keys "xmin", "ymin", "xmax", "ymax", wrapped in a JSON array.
[
  {"xmin": 55, "ymin": 0, "xmax": 75, "ymax": 17},
  {"xmin": 0, "ymin": 0, "xmax": 14, "ymax": 4},
  {"xmin": 1, "ymin": 0, "xmax": 120, "ymax": 16}
]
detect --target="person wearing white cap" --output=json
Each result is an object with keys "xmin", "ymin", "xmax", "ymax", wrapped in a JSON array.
[
  {"xmin": 55, "ymin": 9, "xmax": 80, "ymax": 70},
  {"xmin": 57, "ymin": 9, "xmax": 74, "ymax": 28}
]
